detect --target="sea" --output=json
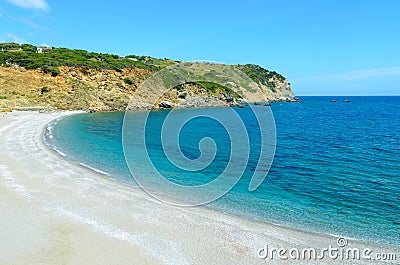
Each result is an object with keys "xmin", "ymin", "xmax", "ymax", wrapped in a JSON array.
[{"xmin": 44, "ymin": 96, "xmax": 400, "ymax": 246}]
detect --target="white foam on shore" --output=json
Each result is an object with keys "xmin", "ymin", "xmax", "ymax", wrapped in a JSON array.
[
  {"xmin": 79, "ymin": 163, "xmax": 110, "ymax": 176},
  {"xmin": 54, "ymin": 149, "xmax": 67, "ymax": 157}
]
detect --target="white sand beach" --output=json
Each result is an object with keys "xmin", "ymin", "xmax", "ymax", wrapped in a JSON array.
[{"xmin": 0, "ymin": 111, "xmax": 398, "ymax": 264}]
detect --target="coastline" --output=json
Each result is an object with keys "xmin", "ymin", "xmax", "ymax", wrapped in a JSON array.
[{"xmin": 0, "ymin": 111, "xmax": 398, "ymax": 264}]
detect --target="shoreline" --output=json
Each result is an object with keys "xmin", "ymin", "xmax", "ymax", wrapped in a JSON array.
[
  {"xmin": 0, "ymin": 111, "xmax": 398, "ymax": 264},
  {"xmin": 44, "ymin": 109, "xmax": 398, "ymax": 248}
]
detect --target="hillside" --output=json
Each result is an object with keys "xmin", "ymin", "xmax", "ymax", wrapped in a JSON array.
[{"xmin": 0, "ymin": 43, "xmax": 295, "ymax": 111}]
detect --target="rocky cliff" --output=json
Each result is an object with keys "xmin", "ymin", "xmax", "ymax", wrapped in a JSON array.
[
  {"xmin": 0, "ymin": 65, "xmax": 295, "ymax": 112},
  {"xmin": 0, "ymin": 44, "xmax": 295, "ymax": 112}
]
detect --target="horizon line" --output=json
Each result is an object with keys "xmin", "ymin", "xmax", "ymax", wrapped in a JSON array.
[{"xmin": 296, "ymin": 94, "xmax": 400, "ymax": 97}]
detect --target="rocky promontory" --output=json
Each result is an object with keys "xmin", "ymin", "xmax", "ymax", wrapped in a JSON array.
[{"xmin": 0, "ymin": 43, "xmax": 295, "ymax": 112}]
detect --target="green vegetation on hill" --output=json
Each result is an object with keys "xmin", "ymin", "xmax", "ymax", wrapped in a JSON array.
[
  {"xmin": 235, "ymin": 64, "xmax": 285, "ymax": 82},
  {"xmin": 195, "ymin": 81, "xmax": 241, "ymax": 98},
  {"xmin": 0, "ymin": 43, "xmax": 159, "ymax": 75},
  {"xmin": 235, "ymin": 64, "xmax": 286, "ymax": 92},
  {"xmin": 125, "ymin": 54, "xmax": 176, "ymax": 68}
]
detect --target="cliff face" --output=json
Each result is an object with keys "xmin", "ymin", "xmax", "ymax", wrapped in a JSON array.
[
  {"xmin": 259, "ymin": 77, "xmax": 294, "ymax": 101},
  {"xmin": 0, "ymin": 66, "xmax": 151, "ymax": 111},
  {"xmin": 234, "ymin": 64, "xmax": 294, "ymax": 101},
  {"xmin": 0, "ymin": 64, "xmax": 294, "ymax": 112},
  {"xmin": 0, "ymin": 43, "xmax": 295, "ymax": 111}
]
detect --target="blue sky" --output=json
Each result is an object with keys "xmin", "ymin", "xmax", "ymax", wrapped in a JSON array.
[{"xmin": 1, "ymin": 0, "xmax": 399, "ymax": 95}]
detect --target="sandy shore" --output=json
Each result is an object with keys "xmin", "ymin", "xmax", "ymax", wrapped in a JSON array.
[{"xmin": 0, "ymin": 111, "xmax": 398, "ymax": 264}]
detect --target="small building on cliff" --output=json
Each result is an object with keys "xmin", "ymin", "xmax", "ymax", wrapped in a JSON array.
[{"xmin": 36, "ymin": 46, "xmax": 52, "ymax": 53}]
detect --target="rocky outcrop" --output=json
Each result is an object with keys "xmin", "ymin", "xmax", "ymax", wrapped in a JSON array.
[
  {"xmin": 159, "ymin": 100, "xmax": 173, "ymax": 108},
  {"xmin": 259, "ymin": 77, "xmax": 294, "ymax": 101},
  {"xmin": 234, "ymin": 64, "xmax": 294, "ymax": 102},
  {"xmin": 0, "ymin": 64, "xmax": 295, "ymax": 112},
  {"xmin": 154, "ymin": 83, "xmax": 240, "ymax": 109}
]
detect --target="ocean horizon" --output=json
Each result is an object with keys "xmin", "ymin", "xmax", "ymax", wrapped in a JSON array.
[{"xmin": 45, "ymin": 96, "xmax": 400, "ymax": 246}]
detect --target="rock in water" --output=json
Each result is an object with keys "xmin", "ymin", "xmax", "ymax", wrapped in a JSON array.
[{"xmin": 159, "ymin": 100, "xmax": 173, "ymax": 108}]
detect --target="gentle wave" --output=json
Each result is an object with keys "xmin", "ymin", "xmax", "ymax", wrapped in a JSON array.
[{"xmin": 79, "ymin": 163, "xmax": 110, "ymax": 176}]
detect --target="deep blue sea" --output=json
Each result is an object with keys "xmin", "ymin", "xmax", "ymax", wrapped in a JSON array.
[{"xmin": 46, "ymin": 96, "xmax": 400, "ymax": 246}]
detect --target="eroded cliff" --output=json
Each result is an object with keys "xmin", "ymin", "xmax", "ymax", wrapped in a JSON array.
[{"xmin": 0, "ymin": 43, "xmax": 295, "ymax": 111}]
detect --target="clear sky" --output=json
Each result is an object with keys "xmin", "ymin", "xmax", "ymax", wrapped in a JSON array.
[{"xmin": 1, "ymin": 0, "xmax": 399, "ymax": 96}]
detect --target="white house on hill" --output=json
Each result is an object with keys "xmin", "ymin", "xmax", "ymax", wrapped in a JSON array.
[{"xmin": 36, "ymin": 46, "xmax": 52, "ymax": 53}]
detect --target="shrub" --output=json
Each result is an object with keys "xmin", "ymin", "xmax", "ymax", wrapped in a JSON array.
[
  {"xmin": 0, "ymin": 42, "xmax": 20, "ymax": 50},
  {"xmin": 41, "ymin": 86, "xmax": 50, "ymax": 94},
  {"xmin": 190, "ymin": 81, "xmax": 242, "ymax": 98},
  {"xmin": 123, "ymin": 77, "xmax": 134, "ymax": 85},
  {"xmin": 41, "ymin": 65, "xmax": 60, "ymax": 77},
  {"xmin": 21, "ymin": 44, "xmax": 37, "ymax": 53}
]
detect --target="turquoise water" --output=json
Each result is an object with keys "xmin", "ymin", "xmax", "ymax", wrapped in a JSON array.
[{"xmin": 46, "ymin": 96, "xmax": 400, "ymax": 246}]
